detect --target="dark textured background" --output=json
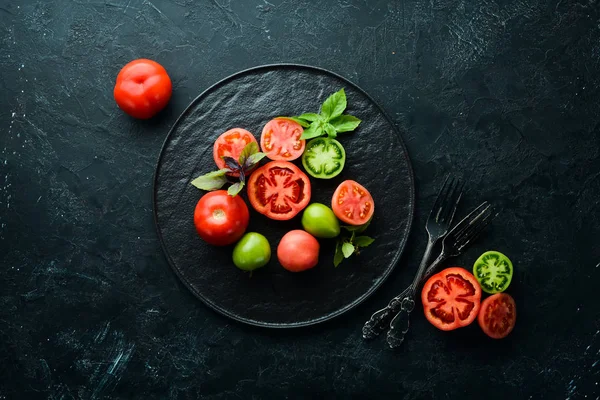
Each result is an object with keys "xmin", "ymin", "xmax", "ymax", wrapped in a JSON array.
[{"xmin": 1, "ymin": 0, "xmax": 599, "ymax": 398}]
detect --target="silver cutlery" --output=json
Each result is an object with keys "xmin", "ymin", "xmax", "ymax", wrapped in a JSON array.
[
  {"xmin": 362, "ymin": 176, "xmax": 464, "ymax": 340},
  {"xmin": 386, "ymin": 201, "xmax": 495, "ymax": 348}
]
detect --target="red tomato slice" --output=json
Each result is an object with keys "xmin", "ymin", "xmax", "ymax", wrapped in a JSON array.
[
  {"xmin": 478, "ymin": 293, "xmax": 516, "ymax": 339},
  {"xmin": 247, "ymin": 161, "xmax": 311, "ymax": 220},
  {"xmin": 421, "ymin": 267, "xmax": 482, "ymax": 331},
  {"xmin": 213, "ymin": 128, "xmax": 258, "ymax": 175},
  {"xmin": 260, "ymin": 118, "xmax": 305, "ymax": 161},
  {"xmin": 331, "ymin": 180, "xmax": 375, "ymax": 226}
]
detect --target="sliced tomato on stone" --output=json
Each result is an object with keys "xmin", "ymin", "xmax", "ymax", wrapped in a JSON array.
[
  {"xmin": 246, "ymin": 161, "xmax": 311, "ymax": 220},
  {"xmin": 478, "ymin": 293, "xmax": 517, "ymax": 339},
  {"xmin": 260, "ymin": 118, "xmax": 305, "ymax": 161},
  {"xmin": 421, "ymin": 267, "xmax": 482, "ymax": 331},
  {"xmin": 331, "ymin": 180, "xmax": 375, "ymax": 226}
]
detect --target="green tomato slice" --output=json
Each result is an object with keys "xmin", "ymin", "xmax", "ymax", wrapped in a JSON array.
[
  {"xmin": 301, "ymin": 137, "xmax": 346, "ymax": 179},
  {"xmin": 472, "ymin": 251, "xmax": 513, "ymax": 294}
]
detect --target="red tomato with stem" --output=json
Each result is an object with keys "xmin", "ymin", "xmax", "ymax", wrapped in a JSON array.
[
  {"xmin": 113, "ymin": 59, "xmax": 172, "ymax": 119},
  {"xmin": 421, "ymin": 267, "xmax": 482, "ymax": 331},
  {"xmin": 246, "ymin": 161, "xmax": 311, "ymax": 220},
  {"xmin": 260, "ymin": 118, "xmax": 305, "ymax": 161},
  {"xmin": 213, "ymin": 128, "xmax": 258, "ymax": 175},
  {"xmin": 193, "ymin": 190, "xmax": 249, "ymax": 246},
  {"xmin": 277, "ymin": 230, "xmax": 320, "ymax": 272},
  {"xmin": 478, "ymin": 293, "xmax": 517, "ymax": 339},
  {"xmin": 331, "ymin": 180, "xmax": 375, "ymax": 226}
]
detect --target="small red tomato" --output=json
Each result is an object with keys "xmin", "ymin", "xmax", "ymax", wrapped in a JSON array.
[
  {"xmin": 193, "ymin": 190, "xmax": 249, "ymax": 246},
  {"xmin": 113, "ymin": 59, "xmax": 172, "ymax": 119},
  {"xmin": 277, "ymin": 230, "xmax": 320, "ymax": 272}
]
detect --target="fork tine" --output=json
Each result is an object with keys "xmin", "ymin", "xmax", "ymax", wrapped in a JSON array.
[
  {"xmin": 439, "ymin": 178, "xmax": 463, "ymax": 224},
  {"xmin": 453, "ymin": 206, "xmax": 494, "ymax": 248},
  {"xmin": 447, "ymin": 201, "xmax": 490, "ymax": 239},
  {"xmin": 429, "ymin": 175, "xmax": 452, "ymax": 221}
]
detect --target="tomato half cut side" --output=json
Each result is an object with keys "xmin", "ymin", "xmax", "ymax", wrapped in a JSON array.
[
  {"xmin": 331, "ymin": 180, "xmax": 375, "ymax": 226},
  {"xmin": 213, "ymin": 128, "xmax": 258, "ymax": 175},
  {"xmin": 473, "ymin": 251, "xmax": 514, "ymax": 294},
  {"xmin": 301, "ymin": 137, "xmax": 346, "ymax": 179},
  {"xmin": 421, "ymin": 267, "xmax": 482, "ymax": 331},
  {"xmin": 478, "ymin": 293, "xmax": 516, "ymax": 339},
  {"xmin": 247, "ymin": 161, "xmax": 311, "ymax": 220},
  {"xmin": 260, "ymin": 118, "xmax": 305, "ymax": 161}
]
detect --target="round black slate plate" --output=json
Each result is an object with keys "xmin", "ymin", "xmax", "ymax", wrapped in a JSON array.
[{"xmin": 153, "ymin": 64, "xmax": 415, "ymax": 328}]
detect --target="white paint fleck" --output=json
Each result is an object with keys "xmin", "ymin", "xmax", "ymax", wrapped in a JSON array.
[{"xmin": 11, "ymin": 112, "xmax": 15, "ymax": 118}]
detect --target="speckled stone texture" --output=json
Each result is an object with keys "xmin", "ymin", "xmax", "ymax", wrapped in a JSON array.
[{"xmin": 1, "ymin": 0, "xmax": 599, "ymax": 399}]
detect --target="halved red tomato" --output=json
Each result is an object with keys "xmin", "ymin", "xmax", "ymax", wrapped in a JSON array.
[
  {"xmin": 331, "ymin": 180, "xmax": 375, "ymax": 226},
  {"xmin": 421, "ymin": 267, "xmax": 482, "ymax": 331},
  {"xmin": 213, "ymin": 128, "xmax": 258, "ymax": 174},
  {"xmin": 247, "ymin": 161, "xmax": 311, "ymax": 220},
  {"xmin": 260, "ymin": 118, "xmax": 305, "ymax": 161},
  {"xmin": 478, "ymin": 293, "xmax": 516, "ymax": 339}
]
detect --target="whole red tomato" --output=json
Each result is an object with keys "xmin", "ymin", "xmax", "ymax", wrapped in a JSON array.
[
  {"xmin": 113, "ymin": 59, "xmax": 172, "ymax": 119},
  {"xmin": 277, "ymin": 230, "xmax": 320, "ymax": 272},
  {"xmin": 193, "ymin": 191, "xmax": 250, "ymax": 246}
]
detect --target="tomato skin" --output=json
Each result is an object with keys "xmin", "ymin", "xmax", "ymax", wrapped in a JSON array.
[
  {"xmin": 478, "ymin": 293, "xmax": 517, "ymax": 339},
  {"xmin": 473, "ymin": 251, "xmax": 514, "ymax": 294},
  {"xmin": 421, "ymin": 267, "xmax": 482, "ymax": 331},
  {"xmin": 301, "ymin": 203, "xmax": 340, "ymax": 238},
  {"xmin": 331, "ymin": 180, "xmax": 375, "ymax": 226},
  {"xmin": 213, "ymin": 128, "xmax": 258, "ymax": 175},
  {"xmin": 247, "ymin": 161, "xmax": 311, "ymax": 221},
  {"xmin": 232, "ymin": 232, "xmax": 271, "ymax": 271},
  {"xmin": 114, "ymin": 59, "xmax": 172, "ymax": 119},
  {"xmin": 260, "ymin": 118, "xmax": 305, "ymax": 161},
  {"xmin": 277, "ymin": 230, "xmax": 320, "ymax": 272},
  {"xmin": 301, "ymin": 137, "xmax": 346, "ymax": 179},
  {"xmin": 193, "ymin": 190, "xmax": 249, "ymax": 246}
]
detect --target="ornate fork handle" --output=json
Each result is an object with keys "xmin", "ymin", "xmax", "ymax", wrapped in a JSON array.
[{"xmin": 362, "ymin": 285, "xmax": 412, "ymax": 339}]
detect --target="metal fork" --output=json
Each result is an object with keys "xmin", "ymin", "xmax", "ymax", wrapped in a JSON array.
[
  {"xmin": 362, "ymin": 175, "xmax": 464, "ymax": 339},
  {"xmin": 386, "ymin": 201, "xmax": 495, "ymax": 348}
]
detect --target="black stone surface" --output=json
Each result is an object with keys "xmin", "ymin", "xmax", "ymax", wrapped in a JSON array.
[
  {"xmin": 154, "ymin": 64, "xmax": 414, "ymax": 328},
  {"xmin": 1, "ymin": 0, "xmax": 599, "ymax": 399}
]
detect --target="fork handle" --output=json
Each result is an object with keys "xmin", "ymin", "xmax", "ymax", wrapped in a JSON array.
[{"xmin": 362, "ymin": 239, "xmax": 435, "ymax": 339}]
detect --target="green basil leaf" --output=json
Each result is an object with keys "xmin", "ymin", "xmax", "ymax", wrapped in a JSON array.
[
  {"xmin": 329, "ymin": 114, "xmax": 361, "ymax": 133},
  {"xmin": 300, "ymin": 124, "xmax": 324, "ymax": 140},
  {"xmin": 341, "ymin": 219, "xmax": 371, "ymax": 233},
  {"xmin": 324, "ymin": 123, "xmax": 337, "ymax": 138},
  {"xmin": 238, "ymin": 141, "xmax": 259, "ymax": 165},
  {"xmin": 244, "ymin": 152, "xmax": 267, "ymax": 170},
  {"xmin": 191, "ymin": 169, "xmax": 229, "ymax": 191},
  {"xmin": 354, "ymin": 236, "xmax": 375, "ymax": 247},
  {"xmin": 342, "ymin": 241, "xmax": 355, "ymax": 258},
  {"xmin": 320, "ymin": 89, "xmax": 347, "ymax": 121},
  {"xmin": 227, "ymin": 181, "xmax": 245, "ymax": 197},
  {"xmin": 334, "ymin": 240, "xmax": 344, "ymax": 267},
  {"xmin": 277, "ymin": 116, "xmax": 310, "ymax": 128},
  {"xmin": 297, "ymin": 113, "xmax": 320, "ymax": 122}
]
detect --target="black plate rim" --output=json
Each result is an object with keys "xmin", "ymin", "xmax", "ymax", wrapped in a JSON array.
[{"xmin": 152, "ymin": 63, "xmax": 415, "ymax": 328}]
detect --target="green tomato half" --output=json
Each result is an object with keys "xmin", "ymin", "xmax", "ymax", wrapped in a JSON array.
[
  {"xmin": 232, "ymin": 232, "xmax": 271, "ymax": 271},
  {"xmin": 301, "ymin": 137, "xmax": 346, "ymax": 179},
  {"xmin": 472, "ymin": 250, "xmax": 514, "ymax": 294},
  {"xmin": 301, "ymin": 203, "xmax": 340, "ymax": 239}
]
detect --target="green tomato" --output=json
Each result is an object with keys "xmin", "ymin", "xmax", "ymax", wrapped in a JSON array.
[
  {"xmin": 301, "ymin": 137, "xmax": 346, "ymax": 179},
  {"xmin": 301, "ymin": 203, "xmax": 340, "ymax": 238},
  {"xmin": 232, "ymin": 232, "xmax": 271, "ymax": 271},
  {"xmin": 472, "ymin": 250, "xmax": 513, "ymax": 294}
]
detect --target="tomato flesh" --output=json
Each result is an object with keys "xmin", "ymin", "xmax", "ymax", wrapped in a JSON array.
[
  {"xmin": 113, "ymin": 59, "xmax": 172, "ymax": 119},
  {"xmin": 473, "ymin": 251, "xmax": 513, "ymax": 294},
  {"xmin": 212, "ymin": 128, "xmax": 257, "ymax": 175},
  {"xmin": 193, "ymin": 190, "xmax": 249, "ymax": 246},
  {"xmin": 247, "ymin": 161, "xmax": 311, "ymax": 220},
  {"xmin": 478, "ymin": 293, "xmax": 516, "ymax": 339},
  {"xmin": 301, "ymin": 137, "xmax": 346, "ymax": 179},
  {"xmin": 421, "ymin": 267, "xmax": 482, "ymax": 331},
  {"xmin": 331, "ymin": 180, "xmax": 375, "ymax": 226},
  {"xmin": 260, "ymin": 118, "xmax": 305, "ymax": 161}
]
